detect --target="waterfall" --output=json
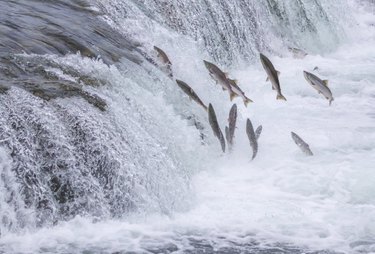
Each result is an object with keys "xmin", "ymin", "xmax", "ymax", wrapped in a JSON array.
[{"xmin": 96, "ymin": 0, "xmax": 348, "ymax": 65}]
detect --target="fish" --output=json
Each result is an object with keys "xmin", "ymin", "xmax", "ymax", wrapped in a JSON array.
[
  {"xmin": 208, "ymin": 104, "xmax": 226, "ymax": 152},
  {"xmin": 246, "ymin": 118, "xmax": 258, "ymax": 160},
  {"xmin": 175, "ymin": 79, "xmax": 208, "ymax": 111},
  {"xmin": 303, "ymin": 71, "xmax": 334, "ymax": 105},
  {"xmin": 255, "ymin": 125, "xmax": 262, "ymax": 140},
  {"xmin": 154, "ymin": 46, "xmax": 173, "ymax": 78},
  {"xmin": 259, "ymin": 53, "xmax": 287, "ymax": 101},
  {"xmin": 185, "ymin": 114, "xmax": 206, "ymax": 141},
  {"xmin": 291, "ymin": 132, "xmax": 313, "ymax": 156},
  {"xmin": 226, "ymin": 104, "xmax": 237, "ymax": 150},
  {"xmin": 225, "ymin": 126, "xmax": 230, "ymax": 149},
  {"xmin": 203, "ymin": 60, "xmax": 237, "ymax": 101},
  {"xmin": 288, "ymin": 47, "xmax": 308, "ymax": 59},
  {"xmin": 227, "ymin": 79, "xmax": 253, "ymax": 107}
]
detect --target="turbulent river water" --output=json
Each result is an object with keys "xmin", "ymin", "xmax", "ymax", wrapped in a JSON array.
[{"xmin": 0, "ymin": 0, "xmax": 374, "ymax": 253}]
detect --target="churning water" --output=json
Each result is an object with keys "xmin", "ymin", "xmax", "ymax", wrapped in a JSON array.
[{"xmin": 0, "ymin": 0, "xmax": 374, "ymax": 253}]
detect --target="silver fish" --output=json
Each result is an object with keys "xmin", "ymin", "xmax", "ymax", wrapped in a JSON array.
[
  {"xmin": 203, "ymin": 60, "xmax": 237, "ymax": 101},
  {"xmin": 246, "ymin": 118, "xmax": 258, "ymax": 160},
  {"xmin": 226, "ymin": 104, "xmax": 237, "ymax": 150},
  {"xmin": 176, "ymin": 79, "xmax": 208, "ymax": 111},
  {"xmin": 259, "ymin": 53, "xmax": 287, "ymax": 101},
  {"xmin": 291, "ymin": 132, "xmax": 313, "ymax": 156},
  {"xmin": 303, "ymin": 71, "xmax": 334, "ymax": 105},
  {"xmin": 208, "ymin": 104, "xmax": 226, "ymax": 152},
  {"xmin": 288, "ymin": 47, "xmax": 308, "ymax": 59},
  {"xmin": 225, "ymin": 126, "xmax": 230, "ymax": 149},
  {"xmin": 255, "ymin": 125, "xmax": 262, "ymax": 140},
  {"xmin": 154, "ymin": 46, "xmax": 173, "ymax": 78},
  {"xmin": 227, "ymin": 79, "xmax": 253, "ymax": 107}
]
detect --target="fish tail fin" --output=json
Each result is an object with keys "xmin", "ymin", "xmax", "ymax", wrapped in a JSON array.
[
  {"xmin": 230, "ymin": 92, "xmax": 238, "ymax": 101},
  {"xmin": 251, "ymin": 153, "xmax": 256, "ymax": 161},
  {"xmin": 220, "ymin": 134, "xmax": 226, "ymax": 153},
  {"xmin": 277, "ymin": 94, "xmax": 287, "ymax": 101},
  {"xmin": 244, "ymin": 98, "xmax": 253, "ymax": 107},
  {"xmin": 329, "ymin": 98, "xmax": 334, "ymax": 106}
]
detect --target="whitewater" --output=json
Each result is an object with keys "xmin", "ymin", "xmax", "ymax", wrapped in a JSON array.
[{"xmin": 0, "ymin": 0, "xmax": 375, "ymax": 253}]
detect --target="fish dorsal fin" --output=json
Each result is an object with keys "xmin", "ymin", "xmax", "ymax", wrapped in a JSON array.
[
  {"xmin": 277, "ymin": 71, "xmax": 281, "ymax": 76},
  {"xmin": 232, "ymin": 79, "xmax": 238, "ymax": 84},
  {"xmin": 323, "ymin": 80, "xmax": 329, "ymax": 87},
  {"xmin": 224, "ymin": 72, "xmax": 229, "ymax": 78}
]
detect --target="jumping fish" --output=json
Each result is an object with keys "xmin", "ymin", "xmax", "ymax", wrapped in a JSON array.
[
  {"xmin": 154, "ymin": 46, "xmax": 173, "ymax": 78},
  {"xmin": 255, "ymin": 125, "xmax": 262, "ymax": 140},
  {"xmin": 226, "ymin": 104, "xmax": 237, "ymax": 150},
  {"xmin": 208, "ymin": 104, "xmax": 226, "ymax": 152},
  {"xmin": 303, "ymin": 71, "xmax": 334, "ymax": 105},
  {"xmin": 288, "ymin": 47, "xmax": 308, "ymax": 59},
  {"xmin": 259, "ymin": 53, "xmax": 287, "ymax": 101},
  {"xmin": 291, "ymin": 132, "xmax": 313, "ymax": 156},
  {"xmin": 225, "ymin": 126, "xmax": 230, "ymax": 149},
  {"xmin": 227, "ymin": 79, "xmax": 253, "ymax": 107},
  {"xmin": 175, "ymin": 79, "xmax": 208, "ymax": 111},
  {"xmin": 246, "ymin": 118, "xmax": 258, "ymax": 160},
  {"xmin": 203, "ymin": 60, "xmax": 237, "ymax": 101}
]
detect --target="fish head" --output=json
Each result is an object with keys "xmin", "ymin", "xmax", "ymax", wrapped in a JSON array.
[
  {"xmin": 259, "ymin": 53, "xmax": 267, "ymax": 66},
  {"xmin": 203, "ymin": 60, "xmax": 214, "ymax": 71},
  {"xmin": 259, "ymin": 53, "xmax": 267, "ymax": 62},
  {"xmin": 204, "ymin": 60, "xmax": 219, "ymax": 79},
  {"xmin": 291, "ymin": 132, "xmax": 300, "ymax": 143},
  {"xmin": 208, "ymin": 103, "xmax": 214, "ymax": 114},
  {"xmin": 175, "ymin": 79, "xmax": 184, "ymax": 87},
  {"xmin": 259, "ymin": 53, "xmax": 274, "ymax": 74},
  {"xmin": 303, "ymin": 71, "xmax": 311, "ymax": 81},
  {"xmin": 204, "ymin": 61, "xmax": 229, "ymax": 85},
  {"xmin": 230, "ymin": 103, "xmax": 237, "ymax": 113},
  {"xmin": 259, "ymin": 53, "xmax": 272, "ymax": 66},
  {"xmin": 154, "ymin": 46, "xmax": 165, "ymax": 57},
  {"xmin": 289, "ymin": 47, "xmax": 307, "ymax": 58},
  {"xmin": 291, "ymin": 132, "xmax": 296, "ymax": 138}
]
